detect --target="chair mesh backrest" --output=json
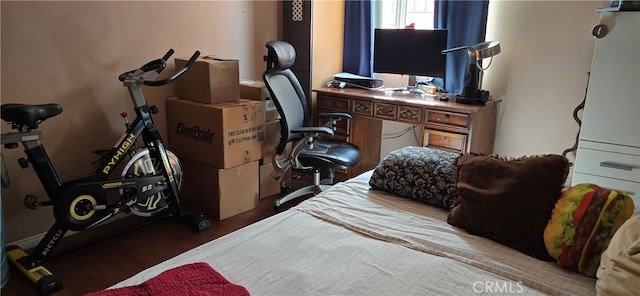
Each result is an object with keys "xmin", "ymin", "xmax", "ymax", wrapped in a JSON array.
[{"xmin": 263, "ymin": 41, "xmax": 311, "ymax": 155}]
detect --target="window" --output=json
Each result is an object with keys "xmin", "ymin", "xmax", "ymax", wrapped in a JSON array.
[{"xmin": 376, "ymin": 0, "xmax": 435, "ymax": 29}]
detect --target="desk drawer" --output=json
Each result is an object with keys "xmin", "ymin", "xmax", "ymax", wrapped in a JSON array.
[
  {"xmin": 423, "ymin": 129, "xmax": 467, "ymax": 153},
  {"xmin": 352, "ymin": 100, "xmax": 373, "ymax": 115},
  {"xmin": 574, "ymin": 148, "xmax": 640, "ymax": 183},
  {"xmin": 425, "ymin": 110, "xmax": 469, "ymax": 128},
  {"xmin": 397, "ymin": 105, "xmax": 422, "ymax": 123},
  {"xmin": 374, "ymin": 102, "xmax": 396, "ymax": 119},
  {"xmin": 318, "ymin": 96, "xmax": 349, "ymax": 112}
]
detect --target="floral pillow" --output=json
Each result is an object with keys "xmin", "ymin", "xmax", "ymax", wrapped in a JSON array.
[{"xmin": 369, "ymin": 146, "xmax": 458, "ymax": 209}]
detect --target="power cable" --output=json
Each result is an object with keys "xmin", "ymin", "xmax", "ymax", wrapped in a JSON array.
[{"xmin": 562, "ymin": 72, "xmax": 590, "ymax": 158}]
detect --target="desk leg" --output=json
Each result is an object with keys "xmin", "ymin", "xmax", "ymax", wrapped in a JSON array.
[{"xmin": 349, "ymin": 116, "xmax": 382, "ymax": 178}]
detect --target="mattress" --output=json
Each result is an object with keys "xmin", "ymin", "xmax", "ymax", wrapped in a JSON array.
[{"xmin": 111, "ymin": 171, "xmax": 596, "ymax": 295}]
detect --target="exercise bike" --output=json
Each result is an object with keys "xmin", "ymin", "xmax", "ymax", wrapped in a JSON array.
[{"xmin": 0, "ymin": 49, "xmax": 211, "ymax": 295}]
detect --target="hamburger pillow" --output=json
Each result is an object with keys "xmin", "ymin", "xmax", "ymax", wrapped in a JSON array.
[{"xmin": 544, "ymin": 183, "xmax": 635, "ymax": 277}]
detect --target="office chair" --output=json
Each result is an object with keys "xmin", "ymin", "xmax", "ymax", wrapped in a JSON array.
[{"xmin": 262, "ymin": 40, "xmax": 361, "ymax": 211}]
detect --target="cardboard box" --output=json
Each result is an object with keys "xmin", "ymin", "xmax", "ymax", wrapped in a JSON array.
[
  {"xmin": 240, "ymin": 80, "xmax": 280, "ymax": 122},
  {"xmin": 263, "ymin": 120, "xmax": 281, "ymax": 162},
  {"xmin": 260, "ymin": 162, "xmax": 291, "ymax": 199},
  {"xmin": 262, "ymin": 118, "xmax": 292, "ymax": 165},
  {"xmin": 175, "ymin": 56, "xmax": 240, "ymax": 104},
  {"xmin": 265, "ymin": 99, "xmax": 280, "ymax": 122},
  {"xmin": 167, "ymin": 97, "xmax": 265, "ymax": 169},
  {"xmin": 181, "ymin": 159, "xmax": 259, "ymax": 220},
  {"xmin": 240, "ymin": 80, "xmax": 270, "ymax": 101}
]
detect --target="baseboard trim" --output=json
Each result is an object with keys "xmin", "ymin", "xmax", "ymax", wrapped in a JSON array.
[
  {"xmin": 7, "ymin": 214, "xmax": 131, "ymax": 251},
  {"xmin": 8, "ymin": 230, "xmax": 79, "ymax": 251}
]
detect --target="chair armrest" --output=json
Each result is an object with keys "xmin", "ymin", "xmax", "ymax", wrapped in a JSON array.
[
  {"xmin": 318, "ymin": 112, "xmax": 352, "ymax": 120},
  {"xmin": 319, "ymin": 112, "xmax": 351, "ymax": 130},
  {"xmin": 291, "ymin": 126, "xmax": 334, "ymax": 137}
]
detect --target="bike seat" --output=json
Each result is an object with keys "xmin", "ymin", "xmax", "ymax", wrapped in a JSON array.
[{"xmin": 1, "ymin": 103, "xmax": 63, "ymax": 128}]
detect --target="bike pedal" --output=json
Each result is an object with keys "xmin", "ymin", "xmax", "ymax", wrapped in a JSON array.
[
  {"xmin": 24, "ymin": 194, "xmax": 52, "ymax": 209},
  {"xmin": 24, "ymin": 194, "xmax": 38, "ymax": 209}
]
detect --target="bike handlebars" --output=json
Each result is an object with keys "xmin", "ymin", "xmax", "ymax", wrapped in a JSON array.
[
  {"xmin": 160, "ymin": 49, "xmax": 175, "ymax": 63},
  {"xmin": 145, "ymin": 50, "xmax": 199, "ymax": 86},
  {"xmin": 118, "ymin": 49, "xmax": 200, "ymax": 87}
]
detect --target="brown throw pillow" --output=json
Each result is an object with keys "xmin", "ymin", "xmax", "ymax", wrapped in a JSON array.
[{"xmin": 447, "ymin": 153, "xmax": 571, "ymax": 260}]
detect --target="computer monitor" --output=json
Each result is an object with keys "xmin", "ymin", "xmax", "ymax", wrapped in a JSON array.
[{"xmin": 373, "ymin": 28, "xmax": 448, "ymax": 87}]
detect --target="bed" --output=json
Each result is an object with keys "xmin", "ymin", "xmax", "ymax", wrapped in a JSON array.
[
  {"xmin": 102, "ymin": 168, "xmax": 599, "ymax": 296},
  {"xmin": 94, "ymin": 145, "xmax": 640, "ymax": 296}
]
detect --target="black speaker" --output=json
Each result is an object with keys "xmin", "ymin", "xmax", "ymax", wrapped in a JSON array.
[{"xmin": 283, "ymin": 0, "xmax": 312, "ymax": 101}]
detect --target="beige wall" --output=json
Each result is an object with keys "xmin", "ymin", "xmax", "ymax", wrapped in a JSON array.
[
  {"xmin": 311, "ymin": 0, "xmax": 345, "ymax": 90},
  {"xmin": 378, "ymin": 1, "xmax": 603, "ymax": 165},
  {"xmin": 310, "ymin": 0, "xmax": 345, "ymax": 118},
  {"xmin": 484, "ymin": 1, "xmax": 601, "ymax": 165},
  {"xmin": 0, "ymin": 0, "xmax": 606, "ymax": 243},
  {"xmin": 1, "ymin": 1, "xmax": 279, "ymax": 243}
]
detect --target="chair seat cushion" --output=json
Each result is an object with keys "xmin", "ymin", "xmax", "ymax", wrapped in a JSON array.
[{"xmin": 298, "ymin": 138, "xmax": 361, "ymax": 169}]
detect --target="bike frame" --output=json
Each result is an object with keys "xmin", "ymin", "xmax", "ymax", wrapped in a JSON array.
[
  {"xmin": 2, "ymin": 75, "xmax": 184, "ymax": 268},
  {"xmin": 1, "ymin": 50, "xmax": 208, "ymax": 295}
]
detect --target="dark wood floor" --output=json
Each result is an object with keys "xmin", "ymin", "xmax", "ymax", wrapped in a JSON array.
[{"xmin": 1, "ymin": 195, "xmax": 285, "ymax": 296}]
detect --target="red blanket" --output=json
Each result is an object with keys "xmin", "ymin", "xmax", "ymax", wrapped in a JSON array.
[{"xmin": 85, "ymin": 262, "xmax": 250, "ymax": 296}]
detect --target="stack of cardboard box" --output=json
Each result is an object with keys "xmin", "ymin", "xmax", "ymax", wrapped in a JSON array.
[
  {"xmin": 240, "ymin": 80, "xmax": 292, "ymax": 200},
  {"xmin": 166, "ymin": 57, "xmax": 288, "ymax": 220}
]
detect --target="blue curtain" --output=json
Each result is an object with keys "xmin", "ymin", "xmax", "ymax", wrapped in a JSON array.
[
  {"xmin": 434, "ymin": 0, "xmax": 490, "ymax": 94},
  {"xmin": 341, "ymin": 0, "xmax": 488, "ymax": 87},
  {"xmin": 342, "ymin": 0, "xmax": 373, "ymax": 76}
]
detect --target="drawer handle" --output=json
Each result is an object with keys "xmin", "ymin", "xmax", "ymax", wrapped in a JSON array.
[
  {"xmin": 443, "ymin": 114, "xmax": 449, "ymax": 121},
  {"xmin": 599, "ymin": 161, "xmax": 638, "ymax": 171}
]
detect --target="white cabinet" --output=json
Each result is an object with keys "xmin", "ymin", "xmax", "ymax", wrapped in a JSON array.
[
  {"xmin": 573, "ymin": 12, "xmax": 640, "ymax": 205},
  {"xmin": 574, "ymin": 141, "xmax": 640, "ymax": 197},
  {"xmin": 578, "ymin": 12, "xmax": 640, "ymax": 147}
]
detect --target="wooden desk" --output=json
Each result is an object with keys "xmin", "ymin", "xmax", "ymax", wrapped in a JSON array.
[{"xmin": 314, "ymin": 87, "xmax": 500, "ymax": 179}]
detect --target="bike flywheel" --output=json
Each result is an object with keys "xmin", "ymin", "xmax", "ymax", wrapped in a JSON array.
[{"xmin": 121, "ymin": 149, "xmax": 183, "ymax": 217}]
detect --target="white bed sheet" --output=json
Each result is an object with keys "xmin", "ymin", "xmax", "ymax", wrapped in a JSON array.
[{"xmin": 112, "ymin": 171, "xmax": 596, "ymax": 296}]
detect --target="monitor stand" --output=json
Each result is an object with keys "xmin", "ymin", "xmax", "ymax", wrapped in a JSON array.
[
  {"xmin": 387, "ymin": 87, "xmax": 426, "ymax": 95},
  {"xmin": 386, "ymin": 75, "xmax": 422, "ymax": 93},
  {"xmin": 387, "ymin": 75, "xmax": 427, "ymax": 94},
  {"xmin": 408, "ymin": 75, "xmax": 417, "ymax": 87}
]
